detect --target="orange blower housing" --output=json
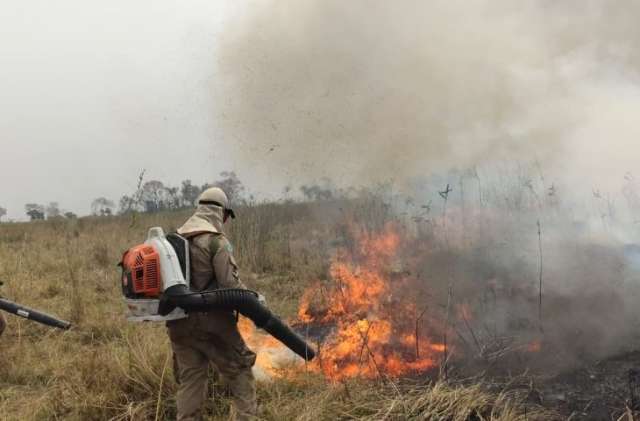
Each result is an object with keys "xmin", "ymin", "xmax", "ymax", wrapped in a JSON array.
[{"xmin": 120, "ymin": 244, "xmax": 162, "ymax": 299}]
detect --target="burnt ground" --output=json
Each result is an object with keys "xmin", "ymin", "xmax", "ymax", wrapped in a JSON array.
[
  {"xmin": 301, "ymin": 322, "xmax": 640, "ymax": 419},
  {"xmin": 477, "ymin": 349, "xmax": 640, "ymax": 420},
  {"xmin": 529, "ymin": 350, "xmax": 640, "ymax": 420},
  {"xmin": 450, "ymin": 335, "xmax": 640, "ymax": 420}
]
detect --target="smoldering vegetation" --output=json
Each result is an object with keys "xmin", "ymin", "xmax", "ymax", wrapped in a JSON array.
[{"xmin": 291, "ymin": 163, "xmax": 640, "ymax": 382}]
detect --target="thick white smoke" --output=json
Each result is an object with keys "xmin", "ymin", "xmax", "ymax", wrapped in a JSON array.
[{"xmin": 213, "ymin": 0, "xmax": 640, "ymax": 193}]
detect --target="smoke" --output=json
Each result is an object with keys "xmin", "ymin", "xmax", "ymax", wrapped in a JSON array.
[
  {"xmin": 214, "ymin": 0, "xmax": 640, "ymax": 192},
  {"xmin": 211, "ymin": 2, "xmax": 640, "ymax": 375}
]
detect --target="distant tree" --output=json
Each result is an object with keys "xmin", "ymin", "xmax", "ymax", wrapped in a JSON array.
[
  {"xmin": 623, "ymin": 174, "xmax": 640, "ymax": 215},
  {"xmin": 180, "ymin": 179, "xmax": 201, "ymax": 207},
  {"xmin": 46, "ymin": 202, "xmax": 61, "ymax": 219},
  {"xmin": 0, "ymin": 207, "xmax": 6, "ymax": 222},
  {"xmin": 25, "ymin": 203, "xmax": 45, "ymax": 221},
  {"xmin": 166, "ymin": 187, "xmax": 180, "ymax": 210},
  {"xmin": 300, "ymin": 185, "xmax": 334, "ymax": 201},
  {"xmin": 91, "ymin": 197, "xmax": 115, "ymax": 216},
  {"xmin": 300, "ymin": 178, "xmax": 337, "ymax": 202},
  {"xmin": 215, "ymin": 171, "xmax": 245, "ymax": 202},
  {"xmin": 112, "ymin": 175, "xmax": 245, "ymax": 214},
  {"xmin": 141, "ymin": 180, "xmax": 170, "ymax": 213},
  {"xmin": 118, "ymin": 195, "xmax": 134, "ymax": 214},
  {"xmin": 200, "ymin": 182, "xmax": 215, "ymax": 193},
  {"xmin": 198, "ymin": 172, "xmax": 246, "ymax": 204},
  {"xmin": 64, "ymin": 211, "xmax": 77, "ymax": 219}
]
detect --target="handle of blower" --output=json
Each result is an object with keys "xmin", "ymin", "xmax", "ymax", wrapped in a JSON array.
[{"xmin": 0, "ymin": 298, "xmax": 71, "ymax": 330}]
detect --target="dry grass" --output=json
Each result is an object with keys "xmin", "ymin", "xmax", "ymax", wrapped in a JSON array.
[{"xmin": 0, "ymin": 201, "xmax": 555, "ymax": 420}]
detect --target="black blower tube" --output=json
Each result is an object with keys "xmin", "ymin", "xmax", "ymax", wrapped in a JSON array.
[
  {"xmin": 158, "ymin": 285, "xmax": 315, "ymax": 361},
  {"xmin": 0, "ymin": 298, "xmax": 71, "ymax": 330}
]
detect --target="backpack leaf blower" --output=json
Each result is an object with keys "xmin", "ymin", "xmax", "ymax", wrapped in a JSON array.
[{"xmin": 120, "ymin": 227, "xmax": 316, "ymax": 361}]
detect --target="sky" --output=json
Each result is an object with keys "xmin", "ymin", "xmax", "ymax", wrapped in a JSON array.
[
  {"xmin": 2, "ymin": 1, "xmax": 640, "ymax": 220},
  {"xmin": 1, "ymin": 1, "xmax": 246, "ymax": 219}
]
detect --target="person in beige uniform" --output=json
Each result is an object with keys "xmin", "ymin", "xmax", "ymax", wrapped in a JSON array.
[{"xmin": 168, "ymin": 187, "xmax": 258, "ymax": 421}]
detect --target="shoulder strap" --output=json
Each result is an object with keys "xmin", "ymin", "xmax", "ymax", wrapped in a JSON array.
[{"xmin": 165, "ymin": 232, "xmax": 190, "ymax": 282}]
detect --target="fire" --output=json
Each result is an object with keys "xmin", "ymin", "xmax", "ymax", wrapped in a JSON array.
[
  {"xmin": 240, "ymin": 222, "xmax": 546, "ymax": 382},
  {"xmin": 238, "ymin": 317, "xmax": 303, "ymax": 381},
  {"xmin": 526, "ymin": 339, "xmax": 542, "ymax": 353},
  {"xmin": 298, "ymin": 223, "xmax": 445, "ymax": 381},
  {"xmin": 239, "ymin": 223, "xmax": 446, "ymax": 382}
]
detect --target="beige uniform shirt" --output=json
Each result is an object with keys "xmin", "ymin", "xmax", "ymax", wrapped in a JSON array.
[
  {"xmin": 188, "ymin": 232, "xmax": 246, "ymax": 291},
  {"xmin": 167, "ymin": 232, "xmax": 247, "ymax": 338}
]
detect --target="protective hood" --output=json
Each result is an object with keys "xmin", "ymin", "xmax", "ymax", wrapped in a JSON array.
[{"xmin": 177, "ymin": 204, "xmax": 225, "ymax": 236}]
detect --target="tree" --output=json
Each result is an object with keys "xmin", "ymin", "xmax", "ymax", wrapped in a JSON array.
[
  {"xmin": 166, "ymin": 187, "xmax": 180, "ymax": 210},
  {"xmin": 300, "ymin": 178, "xmax": 336, "ymax": 201},
  {"xmin": 25, "ymin": 203, "xmax": 45, "ymax": 221},
  {"xmin": 46, "ymin": 202, "xmax": 61, "ymax": 219},
  {"xmin": 180, "ymin": 179, "xmax": 201, "ymax": 207},
  {"xmin": 300, "ymin": 185, "xmax": 334, "ymax": 201},
  {"xmin": 64, "ymin": 211, "xmax": 77, "ymax": 219},
  {"xmin": 215, "ymin": 171, "xmax": 245, "ymax": 202},
  {"xmin": 140, "ymin": 180, "xmax": 170, "ymax": 213},
  {"xmin": 91, "ymin": 197, "xmax": 115, "ymax": 216},
  {"xmin": 0, "ymin": 207, "xmax": 6, "ymax": 222},
  {"xmin": 118, "ymin": 195, "xmax": 134, "ymax": 215},
  {"xmin": 198, "ymin": 172, "xmax": 246, "ymax": 204}
]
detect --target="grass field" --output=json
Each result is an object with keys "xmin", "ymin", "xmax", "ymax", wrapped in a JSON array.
[{"xmin": 0, "ymin": 195, "xmax": 576, "ymax": 420}]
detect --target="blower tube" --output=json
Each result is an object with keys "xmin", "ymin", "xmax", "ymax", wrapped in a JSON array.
[
  {"xmin": 0, "ymin": 298, "xmax": 71, "ymax": 330},
  {"xmin": 158, "ymin": 285, "xmax": 315, "ymax": 361}
]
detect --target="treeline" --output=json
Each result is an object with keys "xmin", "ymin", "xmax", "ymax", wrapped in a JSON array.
[
  {"xmin": 0, "ymin": 172, "xmax": 346, "ymax": 222},
  {"xmin": 117, "ymin": 171, "xmax": 245, "ymax": 215},
  {"xmin": 12, "ymin": 172, "xmax": 246, "ymax": 221}
]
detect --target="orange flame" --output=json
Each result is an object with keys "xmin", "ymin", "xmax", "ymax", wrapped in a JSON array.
[
  {"xmin": 240, "ymin": 224, "xmax": 446, "ymax": 381},
  {"xmin": 238, "ymin": 317, "xmax": 303, "ymax": 380},
  {"xmin": 298, "ymin": 223, "xmax": 444, "ymax": 381},
  {"xmin": 526, "ymin": 339, "xmax": 542, "ymax": 353}
]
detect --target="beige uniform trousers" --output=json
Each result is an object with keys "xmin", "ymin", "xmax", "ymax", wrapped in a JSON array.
[{"xmin": 169, "ymin": 312, "xmax": 257, "ymax": 421}]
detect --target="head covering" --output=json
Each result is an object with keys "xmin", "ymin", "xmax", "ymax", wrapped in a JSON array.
[
  {"xmin": 177, "ymin": 187, "xmax": 231, "ymax": 236},
  {"xmin": 177, "ymin": 203, "xmax": 224, "ymax": 236}
]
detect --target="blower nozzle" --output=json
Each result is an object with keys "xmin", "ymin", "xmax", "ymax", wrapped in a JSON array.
[{"xmin": 0, "ymin": 298, "xmax": 71, "ymax": 330}]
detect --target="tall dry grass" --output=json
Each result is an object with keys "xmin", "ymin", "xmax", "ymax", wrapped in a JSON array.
[{"xmin": 0, "ymin": 198, "xmax": 555, "ymax": 420}]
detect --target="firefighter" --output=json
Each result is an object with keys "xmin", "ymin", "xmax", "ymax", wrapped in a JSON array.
[{"xmin": 167, "ymin": 187, "xmax": 258, "ymax": 421}]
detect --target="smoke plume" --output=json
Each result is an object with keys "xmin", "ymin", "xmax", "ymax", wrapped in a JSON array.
[{"xmin": 214, "ymin": 0, "xmax": 640, "ymax": 191}]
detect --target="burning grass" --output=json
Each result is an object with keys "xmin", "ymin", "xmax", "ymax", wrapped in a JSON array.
[
  {"xmin": 297, "ymin": 223, "xmax": 445, "ymax": 381},
  {"xmin": 0, "ymin": 187, "xmax": 635, "ymax": 419}
]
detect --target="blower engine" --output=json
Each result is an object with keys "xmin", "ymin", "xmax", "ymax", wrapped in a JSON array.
[
  {"xmin": 120, "ymin": 227, "xmax": 315, "ymax": 361},
  {"xmin": 120, "ymin": 227, "xmax": 189, "ymax": 322}
]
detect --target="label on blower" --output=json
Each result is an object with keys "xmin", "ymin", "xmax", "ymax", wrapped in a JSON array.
[{"xmin": 17, "ymin": 310, "xmax": 29, "ymax": 318}]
